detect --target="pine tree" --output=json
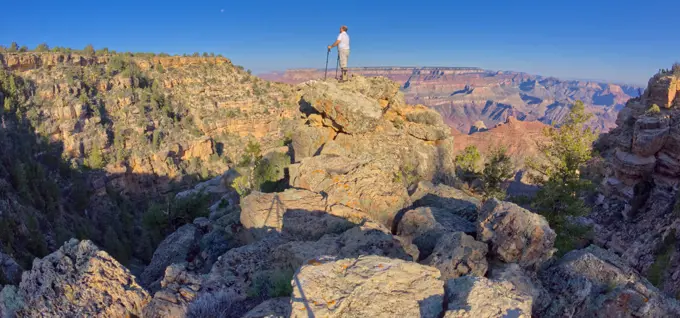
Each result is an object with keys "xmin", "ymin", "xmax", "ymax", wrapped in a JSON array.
[
  {"xmin": 529, "ymin": 100, "xmax": 598, "ymax": 253},
  {"xmin": 83, "ymin": 44, "xmax": 95, "ymax": 56},
  {"xmin": 481, "ymin": 147, "xmax": 513, "ymax": 200}
]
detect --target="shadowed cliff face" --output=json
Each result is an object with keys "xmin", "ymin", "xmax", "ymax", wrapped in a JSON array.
[
  {"xmin": 0, "ymin": 52, "xmax": 300, "ymax": 199},
  {"xmin": 261, "ymin": 67, "xmax": 641, "ymax": 134}
]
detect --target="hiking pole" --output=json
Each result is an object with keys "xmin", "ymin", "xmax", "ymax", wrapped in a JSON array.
[
  {"xmin": 324, "ymin": 48, "xmax": 330, "ymax": 80},
  {"xmin": 335, "ymin": 52, "xmax": 340, "ymax": 80}
]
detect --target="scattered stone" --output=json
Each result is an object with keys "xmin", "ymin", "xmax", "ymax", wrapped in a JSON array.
[{"xmin": 423, "ymin": 232, "xmax": 488, "ymax": 280}]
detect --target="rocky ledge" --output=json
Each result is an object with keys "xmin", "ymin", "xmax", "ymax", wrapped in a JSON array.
[{"xmin": 1, "ymin": 75, "xmax": 678, "ymax": 318}]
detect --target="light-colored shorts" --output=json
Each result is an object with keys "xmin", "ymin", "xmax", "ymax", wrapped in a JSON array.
[{"xmin": 339, "ymin": 49, "xmax": 350, "ymax": 69}]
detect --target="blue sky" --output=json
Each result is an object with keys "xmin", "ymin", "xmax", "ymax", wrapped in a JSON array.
[{"xmin": 1, "ymin": 0, "xmax": 677, "ymax": 85}]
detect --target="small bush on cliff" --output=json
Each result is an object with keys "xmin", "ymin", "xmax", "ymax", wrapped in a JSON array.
[
  {"xmin": 35, "ymin": 43, "xmax": 49, "ymax": 52},
  {"xmin": 7, "ymin": 42, "xmax": 18, "ymax": 53},
  {"xmin": 673, "ymin": 63, "xmax": 680, "ymax": 76},
  {"xmin": 83, "ymin": 44, "xmax": 95, "ymax": 56},
  {"xmin": 456, "ymin": 145, "xmax": 482, "ymax": 181},
  {"xmin": 481, "ymin": 147, "xmax": 513, "ymax": 200},
  {"xmin": 253, "ymin": 152, "xmax": 290, "ymax": 193},
  {"xmin": 247, "ymin": 269, "xmax": 294, "ymax": 298},
  {"xmin": 529, "ymin": 100, "xmax": 597, "ymax": 254},
  {"xmin": 647, "ymin": 104, "xmax": 661, "ymax": 115}
]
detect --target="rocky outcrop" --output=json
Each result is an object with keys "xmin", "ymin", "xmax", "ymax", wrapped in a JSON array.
[
  {"xmin": 289, "ymin": 154, "xmax": 409, "ymax": 226},
  {"xmin": 290, "ymin": 255, "xmax": 445, "ymax": 318},
  {"xmin": 299, "ymin": 80, "xmax": 383, "ymax": 134},
  {"xmin": 538, "ymin": 245, "xmax": 680, "ymax": 317},
  {"xmin": 596, "ymin": 69, "xmax": 680, "ymax": 296},
  {"xmin": 423, "ymin": 231, "xmax": 488, "ymax": 280},
  {"xmin": 478, "ymin": 199, "xmax": 556, "ymax": 269},
  {"xmin": 13, "ymin": 239, "xmax": 150, "ymax": 317},
  {"xmin": 444, "ymin": 276, "xmax": 533, "ymax": 318}
]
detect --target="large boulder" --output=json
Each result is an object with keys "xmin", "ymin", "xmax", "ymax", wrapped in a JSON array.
[
  {"xmin": 299, "ymin": 80, "xmax": 383, "ymax": 134},
  {"xmin": 444, "ymin": 276, "xmax": 533, "ymax": 318},
  {"xmin": 15, "ymin": 239, "xmax": 150, "ymax": 317},
  {"xmin": 289, "ymin": 154, "xmax": 409, "ymax": 226},
  {"xmin": 141, "ymin": 223, "xmax": 201, "ymax": 289},
  {"xmin": 478, "ymin": 199, "xmax": 556, "ymax": 269},
  {"xmin": 423, "ymin": 232, "xmax": 488, "ymax": 280},
  {"xmin": 240, "ymin": 189, "xmax": 355, "ymax": 241},
  {"xmin": 631, "ymin": 116, "xmax": 669, "ymax": 157},
  {"xmin": 290, "ymin": 255, "xmax": 445, "ymax": 318},
  {"xmin": 538, "ymin": 245, "xmax": 680, "ymax": 317},
  {"xmin": 410, "ymin": 181, "xmax": 481, "ymax": 222},
  {"xmin": 395, "ymin": 206, "xmax": 476, "ymax": 260},
  {"xmin": 0, "ymin": 252, "xmax": 21, "ymax": 285},
  {"xmin": 291, "ymin": 125, "xmax": 336, "ymax": 162}
]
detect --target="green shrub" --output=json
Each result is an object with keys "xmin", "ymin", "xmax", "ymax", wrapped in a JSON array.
[
  {"xmin": 405, "ymin": 110, "xmax": 441, "ymax": 125},
  {"xmin": 481, "ymin": 147, "xmax": 513, "ymax": 200},
  {"xmin": 247, "ymin": 269, "xmax": 294, "ymax": 298},
  {"xmin": 455, "ymin": 145, "xmax": 481, "ymax": 180},
  {"xmin": 253, "ymin": 152, "xmax": 290, "ymax": 192},
  {"xmin": 35, "ymin": 43, "xmax": 49, "ymax": 52},
  {"xmin": 673, "ymin": 63, "xmax": 680, "ymax": 76},
  {"xmin": 232, "ymin": 175, "xmax": 251, "ymax": 197},
  {"xmin": 7, "ymin": 42, "xmax": 18, "ymax": 52},
  {"xmin": 648, "ymin": 230, "xmax": 676, "ymax": 287},
  {"xmin": 84, "ymin": 145, "xmax": 105, "ymax": 169},
  {"xmin": 647, "ymin": 104, "xmax": 661, "ymax": 115},
  {"xmin": 83, "ymin": 44, "xmax": 95, "ymax": 56},
  {"xmin": 239, "ymin": 140, "xmax": 262, "ymax": 167}
]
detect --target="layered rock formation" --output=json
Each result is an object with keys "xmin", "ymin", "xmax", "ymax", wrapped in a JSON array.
[
  {"xmin": 595, "ymin": 68, "xmax": 680, "ymax": 297},
  {"xmin": 261, "ymin": 67, "xmax": 641, "ymax": 133},
  {"xmin": 1, "ymin": 61, "xmax": 677, "ymax": 318}
]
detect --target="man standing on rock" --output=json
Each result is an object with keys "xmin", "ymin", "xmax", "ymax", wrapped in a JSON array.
[{"xmin": 328, "ymin": 25, "xmax": 350, "ymax": 82}]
